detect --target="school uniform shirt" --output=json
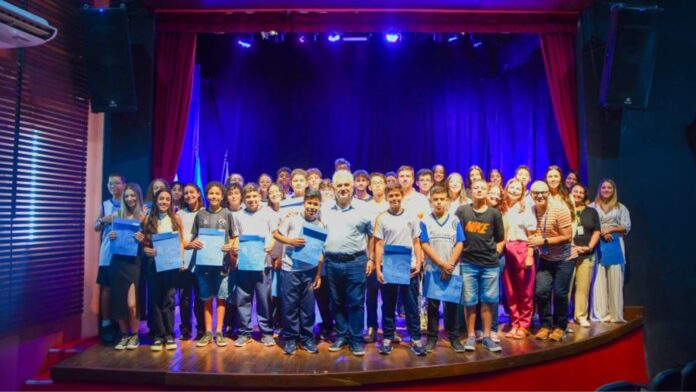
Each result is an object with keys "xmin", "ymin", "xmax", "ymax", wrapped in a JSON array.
[
  {"xmin": 365, "ymin": 199, "xmax": 389, "ymax": 226},
  {"xmin": 321, "ymin": 201, "xmax": 373, "ymax": 255},
  {"xmin": 374, "ymin": 209, "xmax": 421, "ymax": 268},
  {"xmin": 98, "ymin": 198, "xmax": 121, "ymax": 267},
  {"xmin": 402, "ymin": 189, "xmax": 431, "ymax": 220},
  {"xmin": 419, "ymin": 213, "xmax": 465, "ymax": 274},
  {"xmin": 235, "ymin": 205, "xmax": 279, "ymax": 266},
  {"xmin": 177, "ymin": 208, "xmax": 199, "ymax": 269},
  {"xmin": 533, "ymin": 201, "xmax": 573, "ymax": 262},
  {"xmin": 455, "ymin": 204, "xmax": 505, "ymax": 268},
  {"xmin": 505, "ymin": 204, "xmax": 537, "ymax": 242},
  {"xmin": 191, "ymin": 207, "xmax": 239, "ymax": 272},
  {"xmin": 277, "ymin": 213, "xmax": 327, "ymax": 272}
]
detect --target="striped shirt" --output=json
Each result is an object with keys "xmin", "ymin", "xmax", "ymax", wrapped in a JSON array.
[{"xmin": 534, "ymin": 201, "xmax": 573, "ymax": 261}]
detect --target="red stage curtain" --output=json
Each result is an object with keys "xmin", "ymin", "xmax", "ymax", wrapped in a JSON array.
[
  {"xmin": 540, "ymin": 33, "xmax": 579, "ymax": 170},
  {"xmin": 152, "ymin": 31, "xmax": 197, "ymax": 181},
  {"xmin": 152, "ymin": 11, "xmax": 581, "ymax": 174}
]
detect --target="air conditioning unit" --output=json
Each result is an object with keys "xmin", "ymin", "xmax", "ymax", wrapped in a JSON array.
[{"xmin": 0, "ymin": 0, "xmax": 57, "ymax": 49}]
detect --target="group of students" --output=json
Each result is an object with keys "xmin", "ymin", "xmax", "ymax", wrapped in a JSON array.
[{"xmin": 95, "ymin": 158, "xmax": 631, "ymax": 356}]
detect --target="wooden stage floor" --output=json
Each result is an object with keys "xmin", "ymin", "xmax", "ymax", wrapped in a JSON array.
[{"xmin": 51, "ymin": 308, "xmax": 643, "ymax": 388}]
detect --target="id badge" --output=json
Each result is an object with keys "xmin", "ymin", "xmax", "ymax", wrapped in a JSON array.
[{"xmin": 577, "ymin": 225, "xmax": 585, "ymax": 236}]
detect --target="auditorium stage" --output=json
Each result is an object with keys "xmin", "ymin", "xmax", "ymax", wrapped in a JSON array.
[{"xmin": 50, "ymin": 307, "xmax": 646, "ymax": 390}]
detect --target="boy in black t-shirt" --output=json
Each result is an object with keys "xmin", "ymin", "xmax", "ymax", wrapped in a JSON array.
[{"xmin": 455, "ymin": 180, "xmax": 505, "ymax": 353}]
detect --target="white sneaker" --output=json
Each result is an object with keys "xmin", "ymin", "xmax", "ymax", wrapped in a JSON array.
[
  {"xmin": 490, "ymin": 331, "xmax": 500, "ymax": 343},
  {"xmin": 579, "ymin": 319, "xmax": 591, "ymax": 328}
]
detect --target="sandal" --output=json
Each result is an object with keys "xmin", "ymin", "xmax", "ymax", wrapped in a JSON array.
[
  {"xmin": 514, "ymin": 328, "xmax": 530, "ymax": 340},
  {"xmin": 504, "ymin": 328, "xmax": 518, "ymax": 338}
]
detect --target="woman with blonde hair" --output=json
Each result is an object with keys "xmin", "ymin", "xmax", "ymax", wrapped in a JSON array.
[
  {"xmin": 445, "ymin": 172, "xmax": 470, "ymax": 214},
  {"xmin": 589, "ymin": 179, "xmax": 631, "ymax": 323}
]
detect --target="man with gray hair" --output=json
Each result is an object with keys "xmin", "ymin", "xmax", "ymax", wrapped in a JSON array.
[{"xmin": 322, "ymin": 169, "xmax": 374, "ymax": 356}]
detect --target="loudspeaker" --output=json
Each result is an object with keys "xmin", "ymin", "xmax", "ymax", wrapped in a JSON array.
[
  {"xmin": 79, "ymin": 6, "xmax": 136, "ymax": 113},
  {"xmin": 599, "ymin": 3, "xmax": 661, "ymax": 110}
]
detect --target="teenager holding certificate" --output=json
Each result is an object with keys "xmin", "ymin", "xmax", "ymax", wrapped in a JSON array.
[
  {"xmin": 142, "ymin": 189, "xmax": 185, "ymax": 351},
  {"xmin": 375, "ymin": 184, "xmax": 426, "ymax": 356},
  {"xmin": 109, "ymin": 183, "xmax": 145, "ymax": 350},
  {"xmin": 455, "ymin": 179, "xmax": 505, "ymax": 353},
  {"xmin": 188, "ymin": 182, "xmax": 238, "ymax": 347},
  {"xmin": 273, "ymin": 189, "xmax": 325, "ymax": 355},
  {"xmin": 420, "ymin": 186, "xmax": 465, "ymax": 353},
  {"xmin": 589, "ymin": 179, "xmax": 631, "ymax": 324},
  {"xmin": 94, "ymin": 173, "xmax": 125, "ymax": 343},
  {"xmin": 233, "ymin": 183, "xmax": 278, "ymax": 347},
  {"xmin": 176, "ymin": 183, "xmax": 205, "ymax": 341}
]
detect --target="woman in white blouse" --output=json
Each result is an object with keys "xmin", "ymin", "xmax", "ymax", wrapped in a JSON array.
[{"xmin": 589, "ymin": 179, "xmax": 631, "ymax": 323}]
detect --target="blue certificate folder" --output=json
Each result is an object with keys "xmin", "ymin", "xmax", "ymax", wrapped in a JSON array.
[
  {"xmin": 196, "ymin": 228, "xmax": 226, "ymax": 267},
  {"xmin": 152, "ymin": 232, "xmax": 183, "ymax": 272},
  {"xmin": 238, "ymin": 235, "xmax": 266, "ymax": 271},
  {"xmin": 424, "ymin": 270, "xmax": 463, "ymax": 304},
  {"xmin": 382, "ymin": 245, "xmax": 412, "ymax": 285},
  {"xmin": 291, "ymin": 223, "xmax": 328, "ymax": 268},
  {"xmin": 111, "ymin": 218, "xmax": 140, "ymax": 257},
  {"xmin": 599, "ymin": 233, "xmax": 625, "ymax": 266}
]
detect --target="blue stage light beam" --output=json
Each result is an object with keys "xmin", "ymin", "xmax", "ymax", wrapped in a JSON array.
[
  {"xmin": 327, "ymin": 32, "xmax": 342, "ymax": 43},
  {"xmin": 385, "ymin": 32, "xmax": 401, "ymax": 43}
]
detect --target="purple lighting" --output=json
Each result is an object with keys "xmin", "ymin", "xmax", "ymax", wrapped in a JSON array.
[
  {"xmin": 327, "ymin": 32, "xmax": 342, "ymax": 43},
  {"xmin": 385, "ymin": 32, "xmax": 401, "ymax": 43},
  {"xmin": 237, "ymin": 40, "xmax": 251, "ymax": 48}
]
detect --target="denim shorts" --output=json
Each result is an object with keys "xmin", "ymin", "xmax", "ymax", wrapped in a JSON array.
[
  {"xmin": 461, "ymin": 262, "xmax": 499, "ymax": 306},
  {"xmin": 196, "ymin": 267, "xmax": 229, "ymax": 301}
]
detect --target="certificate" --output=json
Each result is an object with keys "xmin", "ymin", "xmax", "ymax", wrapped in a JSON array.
[
  {"xmin": 280, "ymin": 197, "xmax": 304, "ymax": 213},
  {"xmin": 382, "ymin": 244, "xmax": 412, "ymax": 285},
  {"xmin": 291, "ymin": 223, "xmax": 327, "ymax": 268},
  {"xmin": 424, "ymin": 269, "xmax": 463, "ymax": 304},
  {"xmin": 152, "ymin": 232, "xmax": 183, "ymax": 272},
  {"xmin": 196, "ymin": 228, "xmax": 226, "ymax": 267},
  {"xmin": 238, "ymin": 235, "xmax": 266, "ymax": 271},
  {"xmin": 111, "ymin": 218, "xmax": 141, "ymax": 257},
  {"xmin": 599, "ymin": 234, "xmax": 625, "ymax": 266}
]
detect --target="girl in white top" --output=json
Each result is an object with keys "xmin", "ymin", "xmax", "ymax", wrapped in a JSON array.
[
  {"xmin": 589, "ymin": 179, "xmax": 631, "ymax": 323},
  {"xmin": 445, "ymin": 172, "xmax": 471, "ymax": 215},
  {"xmin": 500, "ymin": 179, "xmax": 537, "ymax": 339},
  {"xmin": 142, "ymin": 189, "xmax": 184, "ymax": 351},
  {"xmin": 176, "ymin": 183, "xmax": 205, "ymax": 340}
]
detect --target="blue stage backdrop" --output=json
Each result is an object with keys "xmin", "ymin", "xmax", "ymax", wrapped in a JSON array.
[{"xmin": 177, "ymin": 33, "xmax": 569, "ymax": 185}]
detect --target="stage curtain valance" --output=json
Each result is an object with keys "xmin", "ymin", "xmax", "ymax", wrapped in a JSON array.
[{"xmin": 152, "ymin": 10, "xmax": 580, "ymax": 181}]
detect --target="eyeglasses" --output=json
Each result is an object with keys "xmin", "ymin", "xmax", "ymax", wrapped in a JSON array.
[{"xmin": 531, "ymin": 191, "xmax": 549, "ymax": 197}]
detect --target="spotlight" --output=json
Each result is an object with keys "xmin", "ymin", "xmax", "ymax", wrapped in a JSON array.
[
  {"xmin": 327, "ymin": 32, "xmax": 342, "ymax": 43},
  {"xmin": 470, "ymin": 34, "xmax": 483, "ymax": 48},
  {"xmin": 447, "ymin": 34, "xmax": 459, "ymax": 43},
  {"xmin": 385, "ymin": 32, "xmax": 401, "ymax": 43},
  {"xmin": 261, "ymin": 31, "xmax": 285, "ymax": 43},
  {"xmin": 237, "ymin": 40, "xmax": 251, "ymax": 48},
  {"xmin": 298, "ymin": 33, "xmax": 308, "ymax": 44}
]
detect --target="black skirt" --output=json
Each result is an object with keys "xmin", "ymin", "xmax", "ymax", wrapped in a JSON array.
[{"xmin": 109, "ymin": 254, "xmax": 141, "ymax": 320}]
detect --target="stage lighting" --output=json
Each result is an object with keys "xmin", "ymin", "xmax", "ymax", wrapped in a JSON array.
[
  {"xmin": 385, "ymin": 32, "xmax": 401, "ymax": 43},
  {"xmin": 447, "ymin": 34, "xmax": 459, "ymax": 43},
  {"xmin": 298, "ymin": 33, "xmax": 308, "ymax": 43},
  {"xmin": 470, "ymin": 34, "xmax": 483, "ymax": 48},
  {"xmin": 237, "ymin": 39, "xmax": 252, "ymax": 48},
  {"xmin": 327, "ymin": 32, "xmax": 342, "ymax": 42},
  {"xmin": 261, "ymin": 31, "xmax": 285, "ymax": 43}
]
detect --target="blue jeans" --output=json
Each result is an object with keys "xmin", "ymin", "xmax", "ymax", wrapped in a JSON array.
[
  {"xmin": 535, "ymin": 259, "xmax": 575, "ymax": 329},
  {"xmin": 461, "ymin": 262, "xmax": 500, "ymax": 306},
  {"xmin": 235, "ymin": 268, "xmax": 273, "ymax": 336},
  {"xmin": 475, "ymin": 255, "xmax": 505, "ymax": 331},
  {"xmin": 327, "ymin": 256, "xmax": 367, "ymax": 344},
  {"xmin": 280, "ymin": 268, "xmax": 316, "ymax": 343},
  {"xmin": 365, "ymin": 272, "xmax": 382, "ymax": 329},
  {"xmin": 381, "ymin": 275, "xmax": 421, "ymax": 341}
]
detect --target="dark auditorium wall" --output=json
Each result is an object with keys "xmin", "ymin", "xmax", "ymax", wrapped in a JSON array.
[
  {"xmin": 580, "ymin": 0, "xmax": 696, "ymax": 376},
  {"xmin": 101, "ymin": 0, "xmax": 154, "ymax": 193}
]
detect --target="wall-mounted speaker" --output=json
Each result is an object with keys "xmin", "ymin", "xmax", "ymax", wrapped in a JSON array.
[
  {"xmin": 599, "ymin": 3, "xmax": 661, "ymax": 110},
  {"xmin": 79, "ymin": 6, "xmax": 137, "ymax": 113}
]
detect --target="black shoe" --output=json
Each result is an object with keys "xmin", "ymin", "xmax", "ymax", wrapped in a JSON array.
[
  {"xmin": 424, "ymin": 337, "xmax": 437, "ymax": 353},
  {"xmin": 379, "ymin": 339, "xmax": 393, "ymax": 355},
  {"xmin": 179, "ymin": 333, "xmax": 192, "ymax": 341},
  {"xmin": 302, "ymin": 340, "xmax": 319, "ymax": 354},
  {"xmin": 450, "ymin": 338, "xmax": 466, "ymax": 353},
  {"xmin": 329, "ymin": 338, "xmax": 349, "ymax": 352},
  {"xmin": 165, "ymin": 335, "xmax": 177, "ymax": 350},
  {"xmin": 151, "ymin": 337, "xmax": 164, "ymax": 352},
  {"xmin": 350, "ymin": 342, "xmax": 365, "ymax": 356},
  {"xmin": 100, "ymin": 323, "xmax": 116, "ymax": 344},
  {"xmin": 283, "ymin": 340, "xmax": 297, "ymax": 355}
]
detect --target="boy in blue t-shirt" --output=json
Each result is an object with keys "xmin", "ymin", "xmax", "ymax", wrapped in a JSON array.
[{"xmin": 272, "ymin": 189, "xmax": 325, "ymax": 355}]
